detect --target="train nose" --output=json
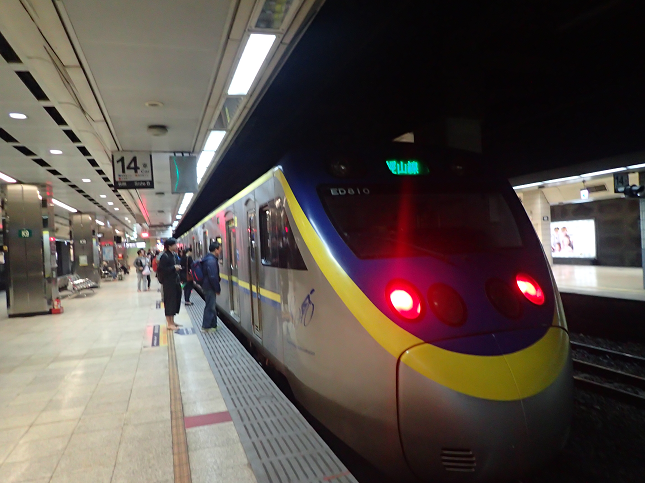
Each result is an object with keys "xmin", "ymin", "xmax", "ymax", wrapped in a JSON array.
[{"xmin": 397, "ymin": 327, "xmax": 572, "ymax": 482}]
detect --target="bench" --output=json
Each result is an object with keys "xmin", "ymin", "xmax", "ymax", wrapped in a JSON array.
[{"xmin": 62, "ymin": 274, "xmax": 98, "ymax": 298}]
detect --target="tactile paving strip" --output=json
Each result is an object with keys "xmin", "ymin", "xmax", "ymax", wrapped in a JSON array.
[{"xmin": 185, "ymin": 297, "xmax": 357, "ymax": 483}]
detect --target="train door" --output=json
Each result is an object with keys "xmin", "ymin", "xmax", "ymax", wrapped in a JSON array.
[
  {"xmin": 247, "ymin": 206, "xmax": 262, "ymax": 339},
  {"xmin": 226, "ymin": 218, "xmax": 240, "ymax": 318}
]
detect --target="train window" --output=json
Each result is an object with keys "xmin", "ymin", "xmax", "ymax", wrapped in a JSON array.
[
  {"xmin": 319, "ymin": 184, "xmax": 523, "ymax": 258},
  {"xmin": 259, "ymin": 199, "xmax": 307, "ymax": 270}
]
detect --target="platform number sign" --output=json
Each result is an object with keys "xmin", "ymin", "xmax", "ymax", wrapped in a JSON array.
[{"xmin": 112, "ymin": 151, "xmax": 154, "ymax": 189}]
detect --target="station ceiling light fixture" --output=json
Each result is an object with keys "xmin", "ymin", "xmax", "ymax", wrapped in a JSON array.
[
  {"xmin": 176, "ymin": 214, "xmax": 182, "ymax": 219},
  {"xmin": 96, "ymin": 220, "xmax": 105, "ymax": 226},
  {"xmin": 82, "ymin": 178, "xmax": 91, "ymax": 182},
  {"xmin": 114, "ymin": 208, "xmax": 119, "ymax": 211},
  {"xmin": 107, "ymin": 202, "xmax": 114, "ymax": 205},
  {"xmin": 52, "ymin": 198, "xmax": 77, "ymax": 212},
  {"xmin": 177, "ymin": 193, "xmax": 193, "ymax": 215},
  {"xmin": 50, "ymin": 149, "xmax": 63, "ymax": 155},
  {"xmin": 9, "ymin": 112, "xmax": 27, "ymax": 119},
  {"xmin": 227, "ymin": 34, "xmax": 276, "ymax": 96},
  {"xmin": 0, "ymin": 171, "xmax": 17, "ymax": 183},
  {"xmin": 580, "ymin": 167, "xmax": 625, "ymax": 178},
  {"xmin": 196, "ymin": 130, "xmax": 227, "ymax": 184},
  {"xmin": 204, "ymin": 130, "xmax": 227, "ymax": 151},
  {"xmin": 100, "ymin": 195, "xmax": 107, "ymax": 198},
  {"xmin": 514, "ymin": 161, "xmax": 645, "ymax": 191}
]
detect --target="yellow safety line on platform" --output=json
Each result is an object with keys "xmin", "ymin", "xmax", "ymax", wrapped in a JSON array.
[{"xmin": 167, "ymin": 329, "xmax": 191, "ymax": 483}]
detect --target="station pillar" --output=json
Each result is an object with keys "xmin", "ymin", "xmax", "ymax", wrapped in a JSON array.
[
  {"xmin": 70, "ymin": 213, "xmax": 101, "ymax": 285},
  {"xmin": 521, "ymin": 189, "xmax": 553, "ymax": 265},
  {"xmin": 98, "ymin": 225, "xmax": 117, "ymax": 274},
  {"xmin": 2, "ymin": 183, "xmax": 59, "ymax": 316}
]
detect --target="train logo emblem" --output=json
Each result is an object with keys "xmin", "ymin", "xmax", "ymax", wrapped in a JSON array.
[{"xmin": 298, "ymin": 289, "xmax": 315, "ymax": 326}]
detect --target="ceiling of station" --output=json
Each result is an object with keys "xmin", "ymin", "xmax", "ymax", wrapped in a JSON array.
[
  {"xmin": 0, "ymin": 0, "xmax": 318, "ymax": 237},
  {"xmin": 0, "ymin": 55, "xmax": 134, "ymax": 228},
  {"xmin": 59, "ymin": 0, "xmax": 235, "ymax": 153}
]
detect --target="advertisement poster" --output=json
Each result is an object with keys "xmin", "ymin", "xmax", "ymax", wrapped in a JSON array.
[{"xmin": 551, "ymin": 219, "xmax": 596, "ymax": 259}]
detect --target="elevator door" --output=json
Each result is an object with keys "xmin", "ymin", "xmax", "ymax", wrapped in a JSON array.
[
  {"xmin": 226, "ymin": 219, "xmax": 239, "ymax": 318},
  {"xmin": 247, "ymin": 209, "xmax": 262, "ymax": 339}
]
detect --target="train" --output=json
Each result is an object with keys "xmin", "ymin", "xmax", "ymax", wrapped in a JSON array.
[{"xmin": 178, "ymin": 144, "xmax": 573, "ymax": 482}]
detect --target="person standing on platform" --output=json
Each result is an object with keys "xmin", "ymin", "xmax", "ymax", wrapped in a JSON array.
[
  {"xmin": 201, "ymin": 241, "xmax": 221, "ymax": 332},
  {"xmin": 180, "ymin": 247, "xmax": 195, "ymax": 306},
  {"xmin": 134, "ymin": 249, "xmax": 150, "ymax": 292},
  {"xmin": 157, "ymin": 238, "xmax": 182, "ymax": 330}
]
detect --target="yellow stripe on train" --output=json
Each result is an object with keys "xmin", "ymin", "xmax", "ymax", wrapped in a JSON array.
[{"xmin": 275, "ymin": 169, "xmax": 568, "ymax": 401}]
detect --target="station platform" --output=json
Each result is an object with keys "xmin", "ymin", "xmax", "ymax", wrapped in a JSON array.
[
  {"xmin": 0, "ymin": 277, "xmax": 355, "ymax": 483},
  {"xmin": 552, "ymin": 264, "xmax": 645, "ymax": 301}
]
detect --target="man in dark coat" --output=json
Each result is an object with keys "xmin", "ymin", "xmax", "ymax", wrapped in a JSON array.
[
  {"xmin": 158, "ymin": 238, "xmax": 182, "ymax": 330},
  {"xmin": 201, "ymin": 241, "xmax": 222, "ymax": 331}
]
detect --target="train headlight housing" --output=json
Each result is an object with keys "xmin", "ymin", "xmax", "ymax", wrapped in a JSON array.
[
  {"xmin": 427, "ymin": 283, "xmax": 468, "ymax": 326},
  {"xmin": 516, "ymin": 274, "xmax": 545, "ymax": 305},
  {"xmin": 486, "ymin": 278, "xmax": 522, "ymax": 319},
  {"xmin": 386, "ymin": 280, "xmax": 423, "ymax": 321}
]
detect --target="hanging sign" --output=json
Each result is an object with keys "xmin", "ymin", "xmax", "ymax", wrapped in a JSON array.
[
  {"xmin": 112, "ymin": 151, "xmax": 154, "ymax": 189},
  {"xmin": 18, "ymin": 229, "xmax": 32, "ymax": 238}
]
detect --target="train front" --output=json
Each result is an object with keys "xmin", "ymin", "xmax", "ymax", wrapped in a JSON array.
[{"xmin": 310, "ymin": 149, "xmax": 573, "ymax": 482}]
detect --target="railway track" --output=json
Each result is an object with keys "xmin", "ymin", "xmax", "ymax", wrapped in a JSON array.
[{"xmin": 571, "ymin": 341, "xmax": 645, "ymax": 408}]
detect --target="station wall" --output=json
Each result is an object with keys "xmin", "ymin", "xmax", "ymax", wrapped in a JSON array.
[{"xmin": 550, "ymin": 198, "xmax": 641, "ymax": 267}]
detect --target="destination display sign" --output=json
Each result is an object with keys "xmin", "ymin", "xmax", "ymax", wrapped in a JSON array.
[
  {"xmin": 112, "ymin": 151, "xmax": 154, "ymax": 189},
  {"xmin": 386, "ymin": 159, "xmax": 429, "ymax": 176}
]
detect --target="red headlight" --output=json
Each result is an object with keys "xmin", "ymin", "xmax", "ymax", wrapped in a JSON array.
[
  {"xmin": 386, "ymin": 282, "xmax": 423, "ymax": 321},
  {"xmin": 516, "ymin": 274, "xmax": 545, "ymax": 305}
]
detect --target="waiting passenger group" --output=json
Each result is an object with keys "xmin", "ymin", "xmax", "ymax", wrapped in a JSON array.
[{"xmin": 135, "ymin": 239, "xmax": 221, "ymax": 333}]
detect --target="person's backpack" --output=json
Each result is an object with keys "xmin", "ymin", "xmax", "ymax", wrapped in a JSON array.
[
  {"xmin": 155, "ymin": 253, "xmax": 165, "ymax": 283},
  {"xmin": 191, "ymin": 259, "xmax": 206, "ymax": 284}
]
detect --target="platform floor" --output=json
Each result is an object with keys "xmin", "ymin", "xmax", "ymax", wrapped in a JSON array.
[
  {"xmin": 552, "ymin": 264, "xmax": 645, "ymax": 301},
  {"xmin": 0, "ymin": 277, "xmax": 256, "ymax": 483}
]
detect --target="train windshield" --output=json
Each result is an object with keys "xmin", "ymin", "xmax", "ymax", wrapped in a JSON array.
[{"xmin": 319, "ymin": 184, "xmax": 523, "ymax": 258}]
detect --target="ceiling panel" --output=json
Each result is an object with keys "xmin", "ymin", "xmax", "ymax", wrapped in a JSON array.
[{"xmin": 60, "ymin": 0, "xmax": 235, "ymax": 152}]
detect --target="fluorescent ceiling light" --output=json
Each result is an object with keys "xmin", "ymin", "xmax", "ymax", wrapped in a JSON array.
[
  {"xmin": 107, "ymin": 202, "xmax": 114, "ymax": 205},
  {"xmin": 96, "ymin": 220, "xmax": 105, "ymax": 226},
  {"xmin": 627, "ymin": 163, "xmax": 645, "ymax": 170},
  {"xmin": 512, "ymin": 182, "xmax": 541, "ymax": 190},
  {"xmin": 52, "ymin": 198, "xmax": 77, "ymax": 212},
  {"xmin": 82, "ymin": 178, "xmax": 91, "ymax": 182},
  {"xmin": 9, "ymin": 112, "xmax": 27, "ymax": 120},
  {"xmin": 580, "ymin": 167, "xmax": 625, "ymax": 178},
  {"xmin": 204, "ymin": 130, "xmax": 226, "ymax": 151},
  {"xmin": 0, "ymin": 171, "xmax": 17, "ymax": 183},
  {"xmin": 177, "ymin": 193, "xmax": 193, "ymax": 215},
  {"xmin": 196, "ymin": 151, "xmax": 216, "ymax": 182},
  {"xmin": 176, "ymin": 214, "xmax": 182, "ymax": 219},
  {"xmin": 544, "ymin": 176, "xmax": 580, "ymax": 184},
  {"xmin": 115, "ymin": 229, "xmax": 121, "ymax": 234},
  {"xmin": 227, "ymin": 34, "xmax": 276, "ymax": 96},
  {"xmin": 172, "ymin": 221, "xmax": 178, "ymax": 229},
  {"xmin": 50, "ymin": 149, "xmax": 63, "ymax": 155},
  {"xmin": 100, "ymin": 195, "xmax": 107, "ymax": 198},
  {"xmin": 114, "ymin": 208, "xmax": 119, "ymax": 211}
]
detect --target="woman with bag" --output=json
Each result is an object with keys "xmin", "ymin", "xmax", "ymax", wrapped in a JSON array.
[
  {"xmin": 180, "ymin": 247, "xmax": 194, "ymax": 306},
  {"xmin": 134, "ymin": 249, "xmax": 150, "ymax": 292}
]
